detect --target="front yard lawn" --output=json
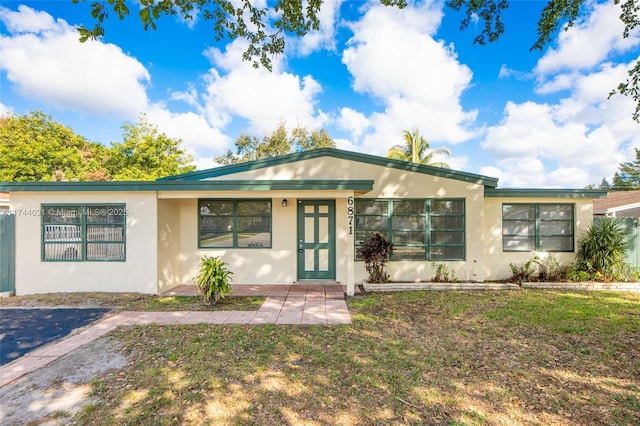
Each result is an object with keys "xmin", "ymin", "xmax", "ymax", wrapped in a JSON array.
[
  {"xmin": 53, "ymin": 290, "xmax": 640, "ymax": 424},
  {"xmin": 0, "ymin": 292, "xmax": 265, "ymax": 311}
]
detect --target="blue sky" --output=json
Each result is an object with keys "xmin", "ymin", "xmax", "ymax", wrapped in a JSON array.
[{"xmin": 1, "ymin": 0, "xmax": 639, "ymax": 188}]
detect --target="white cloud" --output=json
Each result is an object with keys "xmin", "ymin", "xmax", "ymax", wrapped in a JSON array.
[
  {"xmin": 146, "ymin": 105, "xmax": 230, "ymax": 159},
  {"xmin": 337, "ymin": 107, "xmax": 369, "ymax": 141},
  {"xmin": 0, "ymin": 5, "xmax": 57, "ymax": 33},
  {"xmin": 202, "ymin": 39, "xmax": 327, "ymax": 134},
  {"xmin": 481, "ymin": 63, "xmax": 638, "ymax": 188},
  {"xmin": 535, "ymin": 2, "xmax": 640, "ymax": 75},
  {"xmin": 340, "ymin": 1, "xmax": 477, "ymax": 155},
  {"xmin": 0, "ymin": 102, "xmax": 14, "ymax": 116},
  {"xmin": 482, "ymin": 2, "xmax": 640, "ymax": 188},
  {"xmin": 294, "ymin": 0, "xmax": 344, "ymax": 55},
  {"xmin": 0, "ymin": 6, "xmax": 150, "ymax": 118}
]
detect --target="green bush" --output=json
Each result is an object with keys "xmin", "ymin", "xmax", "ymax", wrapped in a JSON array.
[
  {"xmin": 508, "ymin": 255, "xmax": 570, "ymax": 283},
  {"xmin": 432, "ymin": 262, "xmax": 456, "ymax": 283},
  {"xmin": 357, "ymin": 232, "xmax": 394, "ymax": 283},
  {"xmin": 533, "ymin": 255, "xmax": 570, "ymax": 281},
  {"xmin": 576, "ymin": 220, "xmax": 629, "ymax": 280},
  {"xmin": 508, "ymin": 258, "xmax": 536, "ymax": 284},
  {"xmin": 194, "ymin": 255, "xmax": 233, "ymax": 305}
]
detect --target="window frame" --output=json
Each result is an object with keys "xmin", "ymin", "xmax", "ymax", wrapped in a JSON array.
[
  {"xmin": 354, "ymin": 198, "xmax": 466, "ymax": 261},
  {"xmin": 502, "ymin": 203, "xmax": 575, "ymax": 252},
  {"xmin": 198, "ymin": 199, "xmax": 272, "ymax": 249},
  {"xmin": 41, "ymin": 203, "xmax": 127, "ymax": 262}
]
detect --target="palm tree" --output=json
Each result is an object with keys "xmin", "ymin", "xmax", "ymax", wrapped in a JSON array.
[{"xmin": 387, "ymin": 128, "xmax": 451, "ymax": 168}]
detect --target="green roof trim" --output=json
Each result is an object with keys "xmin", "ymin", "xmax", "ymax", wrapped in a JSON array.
[
  {"xmin": 485, "ymin": 188, "xmax": 608, "ymax": 198},
  {"xmin": 158, "ymin": 148, "xmax": 499, "ymax": 188},
  {"xmin": 0, "ymin": 180, "xmax": 374, "ymax": 192}
]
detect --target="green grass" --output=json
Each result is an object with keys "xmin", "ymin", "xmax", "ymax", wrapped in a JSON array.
[{"xmin": 71, "ymin": 289, "xmax": 640, "ymax": 425}]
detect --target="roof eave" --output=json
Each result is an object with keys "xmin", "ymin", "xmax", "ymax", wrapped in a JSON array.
[{"xmin": 485, "ymin": 188, "xmax": 608, "ymax": 198}]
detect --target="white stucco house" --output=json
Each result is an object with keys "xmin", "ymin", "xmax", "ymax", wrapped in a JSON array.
[{"xmin": 0, "ymin": 149, "xmax": 606, "ymax": 296}]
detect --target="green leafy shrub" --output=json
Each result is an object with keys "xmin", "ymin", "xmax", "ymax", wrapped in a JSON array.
[
  {"xmin": 532, "ymin": 255, "xmax": 570, "ymax": 282},
  {"xmin": 576, "ymin": 220, "xmax": 629, "ymax": 280},
  {"xmin": 194, "ymin": 255, "xmax": 233, "ymax": 305},
  {"xmin": 357, "ymin": 232, "xmax": 394, "ymax": 283},
  {"xmin": 432, "ymin": 262, "xmax": 456, "ymax": 283},
  {"xmin": 508, "ymin": 258, "xmax": 536, "ymax": 284}
]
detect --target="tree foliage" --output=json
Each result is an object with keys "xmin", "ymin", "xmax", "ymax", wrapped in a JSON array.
[
  {"xmin": 612, "ymin": 147, "xmax": 640, "ymax": 190},
  {"xmin": 387, "ymin": 128, "xmax": 451, "ymax": 168},
  {"xmin": 0, "ymin": 111, "xmax": 108, "ymax": 182},
  {"xmin": 72, "ymin": 0, "xmax": 640, "ymax": 122},
  {"xmin": 106, "ymin": 114, "xmax": 196, "ymax": 180},
  {"xmin": 0, "ymin": 111, "xmax": 195, "ymax": 182},
  {"xmin": 214, "ymin": 122, "xmax": 335, "ymax": 165}
]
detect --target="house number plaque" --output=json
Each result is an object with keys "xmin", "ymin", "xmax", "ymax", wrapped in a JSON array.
[{"xmin": 347, "ymin": 196, "xmax": 354, "ymax": 235}]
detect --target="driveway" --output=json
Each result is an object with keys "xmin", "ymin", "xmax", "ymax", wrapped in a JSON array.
[{"xmin": 0, "ymin": 308, "xmax": 111, "ymax": 365}]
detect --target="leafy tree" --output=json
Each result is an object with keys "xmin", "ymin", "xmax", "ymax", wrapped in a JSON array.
[
  {"xmin": 387, "ymin": 128, "xmax": 451, "ymax": 168},
  {"xmin": 105, "ymin": 114, "xmax": 196, "ymax": 180},
  {"xmin": 0, "ymin": 111, "xmax": 109, "ymax": 182},
  {"xmin": 214, "ymin": 122, "xmax": 335, "ymax": 165},
  {"xmin": 612, "ymin": 148, "xmax": 640, "ymax": 190},
  {"xmin": 72, "ymin": 0, "xmax": 640, "ymax": 122}
]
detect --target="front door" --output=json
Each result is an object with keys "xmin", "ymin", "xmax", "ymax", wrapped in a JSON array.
[{"xmin": 297, "ymin": 200, "xmax": 335, "ymax": 280}]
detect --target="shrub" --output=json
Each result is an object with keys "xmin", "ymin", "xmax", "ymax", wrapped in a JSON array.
[
  {"xmin": 193, "ymin": 255, "xmax": 233, "ymax": 305},
  {"xmin": 576, "ymin": 220, "xmax": 629, "ymax": 280},
  {"xmin": 508, "ymin": 258, "xmax": 536, "ymax": 284},
  {"xmin": 357, "ymin": 232, "xmax": 394, "ymax": 283},
  {"xmin": 432, "ymin": 262, "xmax": 456, "ymax": 283},
  {"xmin": 533, "ymin": 255, "xmax": 570, "ymax": 282}
]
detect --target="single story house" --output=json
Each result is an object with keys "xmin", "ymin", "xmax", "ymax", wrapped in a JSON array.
[
  {"xmin": 0, "ymin": 149, "xmax": 606, "ymax": 296},
  {"xmin": 593, "ymin": 190, "xmax": 640, "ymax": 218}
]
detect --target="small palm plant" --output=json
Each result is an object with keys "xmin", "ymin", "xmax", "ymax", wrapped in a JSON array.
[
  {"xmin": 194, "ymin": 255, "xmax": 233, "ymax": 305},
  {"xmin": 576, "ymin": 219, "xmax": 628, "ymax": 280}
]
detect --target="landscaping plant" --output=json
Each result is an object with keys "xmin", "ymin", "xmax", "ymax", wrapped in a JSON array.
[
  {"xmin": 357, "ymin": 232, "xmax": 394, "ymax": 283},
  {"xmin": 576, "ymin": 219, "xmax": 630, "ymax": 280},
  {"xmin": 432, "ymin": 262, "xmax": 456, "ymax": 283},
  {"xmin": 193, "ymin": 255, "xmax": 233, "ymax": 305}
]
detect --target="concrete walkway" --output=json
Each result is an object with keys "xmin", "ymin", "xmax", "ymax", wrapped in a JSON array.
[{"xmin": 0, "ymin": 284, "xmax": 351, "ymax": 388}]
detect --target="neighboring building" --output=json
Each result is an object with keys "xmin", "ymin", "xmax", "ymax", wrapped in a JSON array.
[
  {"xmin": 0, "ymin": 149, "xmax": 606, "ymax": 296},
  {"xmin": 0, "ymin": 193, "xmax": 9, "ymax": 210},
  {"xmin": 593, "ymin": 190, "xmax": 640, "ymax": 218}
]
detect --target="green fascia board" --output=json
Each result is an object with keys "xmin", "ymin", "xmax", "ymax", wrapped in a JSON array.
[
  {"xmin": 0, "ymin": 180, "xmax": 374, "ymax": 192},
  {"xmin": 485, "ymin": 188, "xmax": 608, "ymax": 198},
  {"xmin": 158, "ymin": 148, "xmax": 499, "ymax": 188}
]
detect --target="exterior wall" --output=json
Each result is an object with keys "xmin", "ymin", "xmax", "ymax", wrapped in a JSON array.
[
  {"xmin": 194, "ymin": 157, "xmax": 487, "ymax": 285},
  {"xmin": 11, "ymin": 191, "xmax": 158, "ymax": 295},
  {"xmin": 168, "ymin": 191, "xmax": 355, "ymax": 288},
  {"xmin": 157, "ymin": 199, "xmax": 182, "ymax": 293},
  {"xmin": 483, "ymin": 197, "xmax": 595, "ymax": 281}
]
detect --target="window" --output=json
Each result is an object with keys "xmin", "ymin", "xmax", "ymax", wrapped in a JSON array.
[
  {"xmin": 502, "ymin": 203, "xmax": 574, "ymax": 252},
  {"xmin": 42, "ymin": 204, "xmax": 126, "ymax": 261},
  {"xmin": 355, "ymin": 199, "xmax": 465, "ymax": 261},
  {"xmin": 199, "ymin": 199, "xmax": 271, "ymax": 248}
]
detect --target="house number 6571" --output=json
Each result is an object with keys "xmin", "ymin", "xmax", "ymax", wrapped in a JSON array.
[{"xmin": 347, "ymin": 196, "xmax": 354, "ymax": 235}]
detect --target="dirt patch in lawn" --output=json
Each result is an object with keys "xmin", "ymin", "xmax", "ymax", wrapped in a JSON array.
[
  {"xmin": 0, "ymin": 292, "xmax": 264, "ymax": 312},
  {"xmin": 0, "ymin": 336, "xmax": 128, "ymax": 426}
]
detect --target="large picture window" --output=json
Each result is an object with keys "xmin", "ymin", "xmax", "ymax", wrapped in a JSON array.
[
  {"xmin": 199, "ymin": 199, "xmax": 271, "ymax": 248},
  {"xmin": 42, "ymin": 204, "xmax": 126, "ymax": 261},
  {"xmin": 502, "ymin": 203, "xmax": 574, "ymax": 252},
  {"xmin": 355, "ymin": 199, "xmax": 465, "ymax": 261}
]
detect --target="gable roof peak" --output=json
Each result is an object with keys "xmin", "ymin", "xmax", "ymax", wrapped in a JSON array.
[{"xmin": 159, "ymin": 148, "xmax": 499, "ymax": 188}]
